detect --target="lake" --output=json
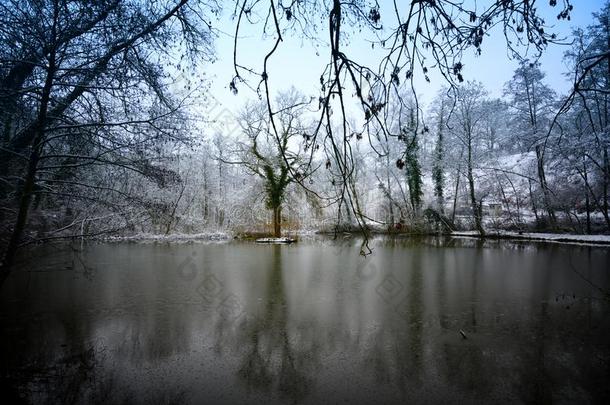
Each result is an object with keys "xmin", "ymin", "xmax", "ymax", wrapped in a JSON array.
[{"xmin": 1, "ymin": 236, "xmax": 609, "ymax": 404}]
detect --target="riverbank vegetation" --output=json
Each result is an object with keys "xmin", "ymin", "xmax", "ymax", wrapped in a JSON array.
[{"xmin": 1, "ymin": 1, "xmax": 609, "ymax": 275}]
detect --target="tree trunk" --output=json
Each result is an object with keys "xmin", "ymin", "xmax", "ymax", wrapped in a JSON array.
[
  {"xmin": 467, "ymin": 138, "xmax": 484, "ymax": 235},
  {"xmin": 1, "ymin": 48, "xmax": 57, "ymax": 288},
  {"xmin": 467, "ymin": 164, "xmax": 483, "ymax": 235},
  {"xmin": 528, "ymin": 179, "xmax": 539, "ymax": 223},
  {"xmin": 535, "ymin": 144, "xmax": 556, "ymax": 228},
  {"xmin": 272, "ymin": 205, "xmax": 282, "ymax": 237},
  {"xmin": 602, "ymin": 148, "xmax": 610, "ymax": 230},
  {"xmin": 451, "ymin": 166, "xmax": 461, "ymax": 223},
  {"xmin": 0, "ymin": 61, "xmax": 38, "ymax": 195},
  {"xmin": 386, "ymin": 157, "xmax": 395, "ymax": 225},
  {"xmin": 434, "ymin": 105, "xmax": 445, "ymax": 214},
  {"xmin": 202, "ymin": 159, "xmax": 209, "ymax": 222},
  {"xmin": 583, "ymin": 154, "xmax": 591, "ymax": 234},
  {"xmin": 1, "ymin": 149, "xmax": 40, "ymax": 287}
]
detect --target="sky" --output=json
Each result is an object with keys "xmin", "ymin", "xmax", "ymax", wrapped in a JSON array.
[{"xmin": 197, "ymin": 0, "xmax": 607, "ymax": 135}]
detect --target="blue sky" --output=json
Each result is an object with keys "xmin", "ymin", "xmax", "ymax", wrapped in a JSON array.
[{"xmin": 199, "ymin": 0, "xmax": 606, "ymax": 124}]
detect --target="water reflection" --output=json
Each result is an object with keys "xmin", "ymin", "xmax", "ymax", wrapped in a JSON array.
[
  {"xmin": 236, "ymin": 245, "xmax": 310, "ymax": 401},
  {"xmin": 1, "ymin": 237, "xmax": 609, "ymax": 404}
]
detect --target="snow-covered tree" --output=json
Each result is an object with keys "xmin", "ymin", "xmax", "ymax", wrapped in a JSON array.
[{"xmin": 505, "ymin": 61, "xmax": 558, "ymax": 228}]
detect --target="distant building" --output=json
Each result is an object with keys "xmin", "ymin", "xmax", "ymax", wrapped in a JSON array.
[{"xmin": 484, "ymin": 201, "xmax": 503, "ymax": 216}]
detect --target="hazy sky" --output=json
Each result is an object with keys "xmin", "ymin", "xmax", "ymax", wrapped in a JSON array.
[{"xmin": 198, "ymin": 0, "xmax": 606, "ymax": 132}]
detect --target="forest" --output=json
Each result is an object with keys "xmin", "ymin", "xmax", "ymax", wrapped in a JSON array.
[{"xmin": 1, "ymin": 0, "xmax": 609, "ymax": 266}]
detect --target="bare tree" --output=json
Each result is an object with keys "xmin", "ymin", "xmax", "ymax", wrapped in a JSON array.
[
  {"xmin": 225, "ymin": 89, "xmax": 313, "ymax": 237},
  {"xmin": 453, "ymin": 81, "xmax": 487, "ymax": 235},
  {"xmin": 559, "ymin": 3, "xmax": 610, "ymax": 230},
  {"xmin": 431, "ymin": 96, "xmax": 448, "ymax": 215},
  {"xmin": 505, "ymin": 61, "xmax": 557, "ymax": 228},
  {"xmin": 229, "ymin": 0, "xmax": 573, "ymax": 226},
  {"xmin": 0, "ymin": 0, "xmax": 217, "ymax": 286}
]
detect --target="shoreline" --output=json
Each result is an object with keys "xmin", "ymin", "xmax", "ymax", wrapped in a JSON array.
[
  {"xmin": 450, "ymin": 230, "xmax": 610, "ymax": 246},
  {"xmin": 92, "ymin": 229, "xmax": 610, "ymax": 247}
]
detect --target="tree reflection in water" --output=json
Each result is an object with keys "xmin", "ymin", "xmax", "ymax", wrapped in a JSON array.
[
  {"xmin": 236, "ymin": 245, "xmax": 310, "ymax": 402},
  {"xmin": 0, "ymin": 238, "xmax": 608, "ymax": 403}
]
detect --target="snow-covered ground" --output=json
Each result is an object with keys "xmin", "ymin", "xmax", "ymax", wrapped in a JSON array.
[
  {"xmin": 100, "ymin": 232, "xmax": 231, "ymax": 243},
  {"xmin": 255, "ymin": 237, "xmax": 297, "ymax": 244},
  {"xmin": 452, "ymin": 230, "xmax": 610, "ymax": 246},
  {"xmin": 96, "ymin": 229, "xmax": 610, "ymax": 247}
]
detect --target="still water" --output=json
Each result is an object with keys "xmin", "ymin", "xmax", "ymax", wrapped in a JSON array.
[{"xmin": 1, "ymin": 237, "xmax": 609, "ymax": 404}]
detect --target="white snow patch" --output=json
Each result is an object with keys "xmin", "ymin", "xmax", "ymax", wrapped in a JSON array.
[
  {"xmin": 255, "ymin": 237, "xmax": 297, "ymax": 244},
  {"xmin": 452, "ymin": 230, "xmax": 610, "ymax": 246},
  {"xmin": 494, "ymin": 151, "xmax": 536, "ymax": 170},
  {"xmin": 101, "ymin": 232, "xmax": 231, "ymax": 243}
]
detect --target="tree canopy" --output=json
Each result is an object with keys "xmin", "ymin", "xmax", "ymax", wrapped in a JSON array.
[{"xmin": 229, "ymin": 0, "xmax": 576, "ymax": 229}]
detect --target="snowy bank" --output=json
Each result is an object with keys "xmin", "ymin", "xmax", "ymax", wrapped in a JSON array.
[
  {"xmin": 452, "ymin": 231, "xmax": 610, "ymax": 246},
  {"xmin": 100, "ymin": 232, "xmax": 231, "ymax": 243},
  {"xmin": 255, "ymin": 237, "xmax": 297, "ymax": 244}
]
